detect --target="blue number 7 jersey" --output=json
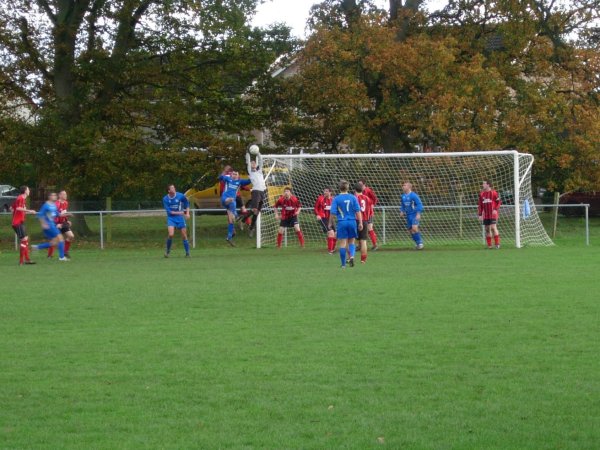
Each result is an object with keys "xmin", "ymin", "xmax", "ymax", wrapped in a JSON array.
[{"xmin": 331, "ymin": 193, "xmax": 360, "ymax": 222}]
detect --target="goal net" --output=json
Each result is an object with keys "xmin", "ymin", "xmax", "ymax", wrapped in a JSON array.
[{"xmin": 256, "ymin": 151, "xmax": 553, "ymax": 249}]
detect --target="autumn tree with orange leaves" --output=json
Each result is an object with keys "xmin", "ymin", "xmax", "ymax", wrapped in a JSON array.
[{"xmin": 266, "ymin": 0, "xmax": 600, "ymax": 192}]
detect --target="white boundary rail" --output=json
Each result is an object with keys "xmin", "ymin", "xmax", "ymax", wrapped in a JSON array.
[{"xmin": 1, "ymin": 204, "xmax": 591, "ymax": 249}]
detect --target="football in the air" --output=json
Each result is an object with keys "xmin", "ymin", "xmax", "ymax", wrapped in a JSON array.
[{"xmin": 249, "ymin": 144, "xmax": 260, "ymax": 155}]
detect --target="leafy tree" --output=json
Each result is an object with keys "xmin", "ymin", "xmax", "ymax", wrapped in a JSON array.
[
  {"xmin": 0, "ymin": 0, "xmax": 295, "ymax": 203},
  {"xmin": 267, "ymin": 0, "xmax": 600, "ymax": 191}
]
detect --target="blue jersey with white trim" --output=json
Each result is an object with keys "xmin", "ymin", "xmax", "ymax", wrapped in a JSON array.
[
  {"xmin": 163, "ymin": 192, "xmax": 189, "ymax": 217},
  {"xmin": 218, "ymin": 175, "xmax": 251, "ymax": 200},
  {"xmin": 400, "ymin": 191, "xmax": 423, "ymax": 216},
  {"xmin": 331, "ymin": 193, "xmax": 360, "ymax": 222},
  {"xmin": 37, "ymin": 201, "xmax": 59, "ymax": 227}
]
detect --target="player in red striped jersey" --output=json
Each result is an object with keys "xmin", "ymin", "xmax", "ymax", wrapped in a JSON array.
[
  {"xmin": 314, "ymin": 187, "xmax": 336, "ymax": 253},
  {"xmin": 273, "ymin": 187, "xmax": 304, "ymax": 248},
  {"xmin": 10, "ymin": 186, "xmax": 37, "ymax": 265},
  {"xmin": 478, "ymin": 180, "xmax": 502, "ymax": 249},
  {"xmin": 48, "ymin": 190, "xmax": 75, "ymax": 259},
  {"xmin": 358, "ymin": 179, "xmax": 379, "ymax": 250},
  {"xmin": 355, "ymin": 183, "xmax": 373, "ymax": 263}
]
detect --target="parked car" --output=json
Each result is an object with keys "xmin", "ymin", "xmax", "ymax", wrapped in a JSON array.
[
  {"xmin": 559, "ymin": 192, "xmax": 600, "ymax": 217},
  {"xmin": 0, "ymin": 185, "xmax": 19, "ymax": 212}
]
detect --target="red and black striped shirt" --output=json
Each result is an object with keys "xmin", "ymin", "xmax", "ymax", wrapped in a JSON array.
[{"xmin": 478, "ymin": 190, "xmax": 501, "ymax": 219}]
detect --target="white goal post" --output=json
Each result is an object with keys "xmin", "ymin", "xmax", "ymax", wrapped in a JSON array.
[{"xmin": 256, "ymin": 151, "xmax": 553, "ymax": 249}]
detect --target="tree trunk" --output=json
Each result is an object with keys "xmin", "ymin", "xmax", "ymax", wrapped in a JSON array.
[
  {"xmin": 378, "ymin": 0, "xmax": 423, "ymax": 152},
  {"xmin": 381, "ymin": 123, "xmax": 413, "ymax": 153},
  {"xmin": 68, "ymin": 200, "xmax": 93, "ymax": 237}
]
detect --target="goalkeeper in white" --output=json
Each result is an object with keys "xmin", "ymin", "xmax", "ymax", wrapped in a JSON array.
[{"xmin": 246, "ymin": 150, "xmax": 267, "ymax": 236}]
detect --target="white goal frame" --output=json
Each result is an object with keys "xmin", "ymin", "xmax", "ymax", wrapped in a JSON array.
[{"xmin": 255, "ymin": 150, "xmax": 553, "ymax": 249}]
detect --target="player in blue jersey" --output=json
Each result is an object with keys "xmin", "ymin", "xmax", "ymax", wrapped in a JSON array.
[
  {"xmin": 163, "ymin": 184, "xmax": 191, "ymax": 258},
  {"xmin": 328, "ymin": 180, "xmax": 363, "ymax": 268},
  {"xmin": 218, "ymin": 170, "xmax": 252, "ymax": 246},
  {"xmin": 31, "ymin": 192, "xmax": 68, "ymax": 261},
  {"xmin": 400, "ymin": 182, "xmax": 424, "ymax": 249}
]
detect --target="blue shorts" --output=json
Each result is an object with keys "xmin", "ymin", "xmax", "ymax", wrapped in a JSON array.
[
  {"xmin": 43, "ymin": 226, "xmax": 60, "ymax": 239},
  {"xmin": 337, "ymin": 221, "xmax": 358, "ymax": 240},
  {"xmin": 167, "ymin": 216, "xmax": 186, "ymax": 229},
  {"xmin": 406, "ymin": 214, "xmax": 420, "ymax": 230}
]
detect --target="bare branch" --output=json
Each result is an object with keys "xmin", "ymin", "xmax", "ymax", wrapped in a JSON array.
[
  {"xmin": 98, "ymin": 1, "xmax": 157, "ymax": 104},
  {"xmin": 113, "ymin": 0, "xmax": 156, "ymax": 59},
  {"xmin": 86, "ymin": 0, "xmax": 107, "ymax": 54},
  {"xmin": 0, "ymin": 78, "xmax": 38, "ymax": 109},
  {"xmin": 131, "ymin": 0, "xmax": 154, "ymax": 27},
  {"xmin": 36, "ymin": 0, "xmax": 57, "ymax": 24},
  {"xmin": 18, "ymin": 17, "xmax": 51, "ymax": 81}
]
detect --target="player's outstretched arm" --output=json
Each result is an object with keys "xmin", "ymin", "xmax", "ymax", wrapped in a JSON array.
[{"xmin": 245, "ymin": 152, "xmax": 252, "ymax": 173}]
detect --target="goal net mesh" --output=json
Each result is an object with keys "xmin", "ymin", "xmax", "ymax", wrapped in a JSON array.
[{"xmin": 258, "ymin": 152, "xmax": 553, "ymax": 248}]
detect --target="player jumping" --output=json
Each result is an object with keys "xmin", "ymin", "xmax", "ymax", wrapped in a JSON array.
[
  {"xmin": 478, "ymin": 180, "xmax": 502, "ymax": 249},
  {"xmin": 218, "ymin": 170, "xmax": 252, "ymax": 246},
  {"xmin": 329, "ymin": 180, "xmax": 362, "ymax": 268},
  {"xmin": 245, "ymin": 149, "xmax": 266, "ymax": 237},
  {"xmin": 163, "ymin": 184, "xmax": 191, "ymax": 257},
  {"xmin": 314, "ymin": 187, "xmax": 336, "ymax": 254},
  {"xmin": 220, "ymin": 165, "xmax": 251, "ymax": 230},
  {"xmin": 400, "ymin": 182, "xmax": 424, "ymax": 250},
  {"xmin": 273, "ymin": 187, "xmax": 304, "ymax": 248},
  {"xmin": 10, "ymin": 186, "xmax": 36, "ymax": 265}
]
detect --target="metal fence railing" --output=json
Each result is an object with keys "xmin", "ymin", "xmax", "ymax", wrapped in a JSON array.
[
  {"xmin": 1, "ymin": 208, "xmax": 225, "ymax": 250},
  {"xmin": 0, "ymin": 203, "xmax": 591, "ymax": 250}
]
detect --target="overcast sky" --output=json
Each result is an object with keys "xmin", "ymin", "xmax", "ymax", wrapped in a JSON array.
[{"xmin": 252, "ymin": 0, "xmax": 448, "ymax": 38}]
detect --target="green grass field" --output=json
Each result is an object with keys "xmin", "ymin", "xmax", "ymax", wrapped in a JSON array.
[{"xmin": 1, "ymin": 218, "xmax": 599, "ymax": 448}]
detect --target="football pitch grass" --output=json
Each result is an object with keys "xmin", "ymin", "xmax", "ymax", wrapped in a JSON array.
[{"xmin": 1, "ymin": 243, "xmax": 599, "ymax": 448}]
